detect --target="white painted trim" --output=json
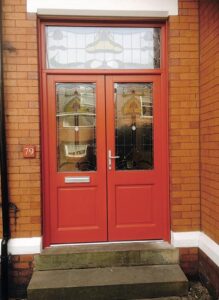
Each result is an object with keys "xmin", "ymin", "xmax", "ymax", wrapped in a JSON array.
[
  {"xmin": 37, "ymin": 9, "xmax": 169, "ymax": 18},
  {"xmin": 0, "ymin": 237, "xmax": 42, "ymax": 255},
  {"xmin": 199, "ymin": 232, "xmax": 219, "ymax": 267},
  {"xmin": 171, "ymin": 231, "xmax": 200, "ymax": 248},
  {"xmin": 27, "ymin": 0, "xmax": 178, "ymax": 17},
  {"xmin": 171, "ymin": 231, "xmax": 219, "ymax": 267}
]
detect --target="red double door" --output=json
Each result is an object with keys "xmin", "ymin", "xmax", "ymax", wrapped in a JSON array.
[{"xmin": 44, "ymin": 74, "xmax": 168, "ymax": 245}]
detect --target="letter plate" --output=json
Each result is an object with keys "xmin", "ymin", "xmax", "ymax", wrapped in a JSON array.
[{"xmin": 64, "ymin": 176, "xmax": 90, "ymax": 183}]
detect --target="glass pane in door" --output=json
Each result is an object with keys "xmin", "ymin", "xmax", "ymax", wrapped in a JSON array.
[
  {"xmin": 114, "ymin": 83, "xmax": 153, "ymax": 170},
  {"xmin": 56, "ymin": 83, "xmax": 96, "ymax": 172}
]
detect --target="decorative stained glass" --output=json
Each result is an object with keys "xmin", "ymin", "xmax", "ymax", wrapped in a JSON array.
[
  {"xmin": 56, "ymin": 83, "xmax": 96, "ymax": 172},
  {"xmin": 114, "ymin": 83, "xmax": 153, "ymax": 170},
  {"xmin": 46, "ymin": 27, "xmax": 160, "ymax": 69}
]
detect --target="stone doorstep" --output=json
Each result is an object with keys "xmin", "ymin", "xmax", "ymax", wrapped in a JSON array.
[
  {"xmin": 35, "ymin": 241, "xmax": 179, "ymax": 271},
  {"xmin": 28, "ymin": 264, "xmax": 188, "ymax": 300}
]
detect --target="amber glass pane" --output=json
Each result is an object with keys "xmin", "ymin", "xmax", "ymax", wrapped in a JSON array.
[
  {"xmin": 115, "ymin": 83, "xmax": 153, "ymax": 170},
  {"xmin": 56, "ymin": 83, "xmax": 96, "ymax": 172}
]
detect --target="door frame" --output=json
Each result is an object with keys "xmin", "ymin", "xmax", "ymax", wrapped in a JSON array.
[{"xmin": 38, "ymin": 18, "xmax": 169, "ymax": 247}]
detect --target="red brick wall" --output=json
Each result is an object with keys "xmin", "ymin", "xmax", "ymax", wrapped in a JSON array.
[
  {"xmin": 2, "ymin": 0, "xmax": 41, "ymax": 238},
  {"xmin": 169, "ymin": 0, "xmax": 200, "ymax": 232},
  {"xmin": 199, "ymin": 250, "xmax": 219, "ymax": 298},
  {"xmin": 9, "ymin": 254, "xmax": 34, "ymax": 298},
  {"xmin": 200, "ymin": 0, "xmax": 219, "ymax": 243},
  {"xmin": 179, "ymin": 248, "xmax": 199, "ymax": 278}
]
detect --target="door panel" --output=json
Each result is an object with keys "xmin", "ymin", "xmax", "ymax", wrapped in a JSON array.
[
  {"xmin": 57, "ymin": 187, "xmax": 99, "ymax": 228},
  {"xmin": 106, "ymin": 75, "xmax": 164, "ymax": 241},
  {"xmin": 47, "ymin": 75, "xmax": 107, "ymax": 244},
  {"xmin": 114, "ymin": 184, "xmax": 154, "ymax": 224}
]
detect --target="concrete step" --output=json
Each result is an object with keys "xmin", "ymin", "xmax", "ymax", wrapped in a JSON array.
[
  {"xmin": 27, "ymin": 264, "xmax": 188, "ymax": 300},
  {"xmin": 34, "ymin": 242, "xmax": 179, "ymax": 270}
]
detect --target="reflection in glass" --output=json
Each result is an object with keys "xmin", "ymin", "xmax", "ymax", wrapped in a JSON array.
[
  {"xmin": 115, "ymin": 83, "xmax": 153, "ymax": 170},
  {"xmin": 56, "ymin": 83, "xmax": 96, "ymax": 172},
  {"xmin": 46, "ymin": 27, "xmax": 160, "ymax": 69}
]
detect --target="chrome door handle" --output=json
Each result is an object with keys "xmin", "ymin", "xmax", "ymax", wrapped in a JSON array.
[{"xmin": 108, "ymin": 150, "xmax": 120, "ymax": 170}]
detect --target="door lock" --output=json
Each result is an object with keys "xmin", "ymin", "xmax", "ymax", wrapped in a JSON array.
[{"xmin": 108, "ymin": 150, "xmax": 120, "ymax": 170}]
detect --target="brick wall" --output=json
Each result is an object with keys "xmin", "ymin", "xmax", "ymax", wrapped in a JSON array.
[
  {"xmin": 2, "ymin": 0, "xmax": 41, "ymax": 238},
  {"xmin": 199, "ymin": 250, "xmax": 219, "ymax": 298},
  {"xmin": 9, "ymin": 254, "xmax": 34, "ymax": 298},
  {"xmin": 169, "ymin": 0, "xmax": 200, "ymax": 232},
  {"xmin": 200, "ymin": 0, "xmax": 219, "ymax": 244},
  {"xmin": 179, "ymin": 248, "xmax": 199, "ymax": 278}
]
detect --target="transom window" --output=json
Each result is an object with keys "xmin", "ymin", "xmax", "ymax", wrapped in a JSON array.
[{"xmin": 46, "ymin": 26, "xmax": 161, "ymax": 69}]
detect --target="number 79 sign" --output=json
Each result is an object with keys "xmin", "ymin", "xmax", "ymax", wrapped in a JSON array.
[{"xmin": 23, "ymin": 145, "xmax": 36, "ymax": 158}]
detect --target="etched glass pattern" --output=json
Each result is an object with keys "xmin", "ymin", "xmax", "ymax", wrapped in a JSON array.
[
  {"xmin": 114, "ymin": 83, "xmax": 153, "ymax": 170},
  {"xmin": 56, "ymin": 83, "xmax": 96, "ymax": 172},
  {"xmin": 46, "ymin": 27, "xmax": 160, "ymax": 69}
]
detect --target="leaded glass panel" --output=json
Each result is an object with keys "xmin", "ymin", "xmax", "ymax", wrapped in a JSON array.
[
  {"xmin": 56, "ymin": 83, "xmax": 96, "ymax": 172},
  {"xmin": 114, "ymin": 83, "xmax": 153, "ymax": 170},
  {"xmin": 46, "ymin": 27, "xmax": 160, "ymax": 69}
]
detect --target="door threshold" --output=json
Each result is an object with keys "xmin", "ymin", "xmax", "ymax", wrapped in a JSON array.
[{"xmin": 50, "ymin": 240, "xmax": 164, "ymax": 248}]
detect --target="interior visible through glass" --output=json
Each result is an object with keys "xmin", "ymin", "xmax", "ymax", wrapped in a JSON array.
[
  {"xmin": 115, "ymin": 83, "xmax": 153, "ymax": 170},
  {"xmin": 46, "ymin": 27, "xmax": 160, "ymax": 69},
  {"xmin": 56, "ymin": 83, "xmax": 96, "ymax": 172}
]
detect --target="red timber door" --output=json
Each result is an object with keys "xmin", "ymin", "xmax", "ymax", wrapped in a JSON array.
[
  {"xmin": 46, "ymin": 75, "xmax": 107, "ymax": 243},
  {"xmin": 44, "ymin": 74, "xmax": 168, "ymax": 244},
  {"xmin": 106, "ymin": 75, "xmax": 166, "ymax": 241}
]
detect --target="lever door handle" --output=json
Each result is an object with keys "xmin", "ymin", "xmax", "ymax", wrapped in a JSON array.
[{"xmin": 108, "ymin": 150, "xmax": 120, "ymax": 170}]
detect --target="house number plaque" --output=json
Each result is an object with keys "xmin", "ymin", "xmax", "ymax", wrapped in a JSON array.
[{"xmin": 23, "ymin": 145, "xmax": 36, "ymax": 158}]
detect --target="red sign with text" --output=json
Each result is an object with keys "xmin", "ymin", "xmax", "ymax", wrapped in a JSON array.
[{"xmin": 23, "ymin": 145, "xmax": 36, "ymax": 158}]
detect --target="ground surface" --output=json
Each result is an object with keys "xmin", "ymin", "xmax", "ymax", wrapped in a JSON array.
[{"xmin": 187, "ymin": 282, "xmax": 214, "ymax": 300}]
